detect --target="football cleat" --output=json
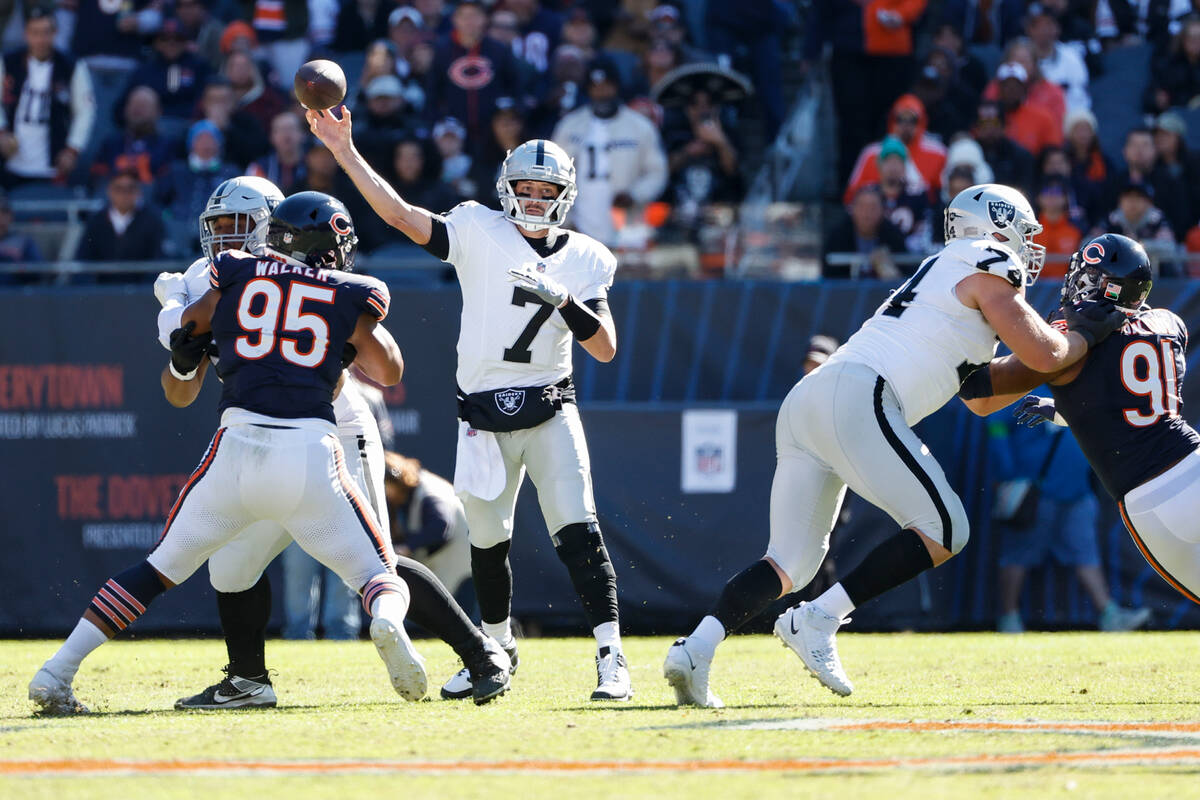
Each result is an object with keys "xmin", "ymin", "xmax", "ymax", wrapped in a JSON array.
[
  {"xmin": 29, "ymin": 666, "xmax": 89, "ymax": 716},
  {"xmin": 775, "ymin": 601, "xmax": 854, "ymax": 696},
  {"xmin": 663, "ymin": 637, "xmax": 723, "ymax": 708},
  {"xmin": 441, "ymin": 636, "xmax": 518, "ymax": 701},
  {"xmin": 370, "ymin": 617, "xmax": 427, "ymax": 701},
  {"xmin": 174, "ymin": 667, "xmax": 277, "ymax": 710},
  {"xmin": 591, "ymin": 646, "xmax": 633, "ymax": 701}
]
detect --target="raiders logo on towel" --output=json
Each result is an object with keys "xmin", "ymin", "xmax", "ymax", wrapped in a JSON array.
[{"xmin": 495, "ymin": 389, "xmax": 525, "ymax": 415}]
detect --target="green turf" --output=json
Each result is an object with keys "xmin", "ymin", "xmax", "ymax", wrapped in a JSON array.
[{"xmin": 3, "ymin": 633, "xmax": 1200, "ymax": 798}]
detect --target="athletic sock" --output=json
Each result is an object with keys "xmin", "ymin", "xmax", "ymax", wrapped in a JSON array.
[
  {"xmin": 709, "ymin": 559, "xmax": 783, "ymax": 634},
  {"xmin": 471, "ymin": 541, "xmax": 513, "ymax": 631},
  {"xmin": 687, "ymin": 615, "xmax": 726, "ymax": 660},
  {"xmin": 395, "ymin": 556, "xmax": 484, "ymax": 660},
  {"xmin": 44, "ymin": 619, "xmax": 109, "ymax": 682},
  {"xmin": 482, "ymin": 619, "xmax": 513, "ymax": 647},
  {"xmin": 593, "ymin": 621, "xmax": 621, "ymax": 653},
  {"xmin": 813, "ymin": 582, "xmax": 855, "ymax": 621},
  {"xmin": 217, "ymin": 574, "xmax": 271, "ymax": 680},
  {"xmin": 838, "ymin": 529, "xmax": 936, "ymax": 608},
  {"xmin": 362, "ymin": 575, "xmax": 409, "ymax": 620}
]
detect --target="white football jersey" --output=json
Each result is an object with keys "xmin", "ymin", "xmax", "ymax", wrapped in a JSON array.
[
  {"xmin": 824, "ymin": 238, "xmax": 1027, "ymax": 426},
  {"xmin": 154, "ymin": 255, "xmax": 377, "ymax": 438},
  {"xmin": 442, "ymin": 201, "xmax": 617, "ymax": 394}
]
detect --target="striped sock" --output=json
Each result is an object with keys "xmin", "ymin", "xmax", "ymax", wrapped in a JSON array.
[
  {"xmin": 87, "ymin": 561, "xmax": 167, "ymax": 633},
  {"xmin": 361, "ymin": 574, "xmax": 409, "ymax": 620}
]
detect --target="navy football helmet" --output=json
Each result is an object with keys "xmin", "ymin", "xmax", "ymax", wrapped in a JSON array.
[
  {"xmin": 265, "ymin": 191, "xmax": 358, "ymax": 271},
  {"xmin": 1061, "ymin": 233, "xmax": 1153, "ymax": 312}
]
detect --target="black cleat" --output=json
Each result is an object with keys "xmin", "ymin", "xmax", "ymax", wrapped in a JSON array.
[
  {"xmin": 441, "ymin": 637, "xmax": 518, "ymax": 702},
  {"xmin": 174, "ymin": 667, "xmax": 277, "ymax": 710}
]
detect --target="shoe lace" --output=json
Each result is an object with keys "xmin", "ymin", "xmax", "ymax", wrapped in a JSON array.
[{"xmin": 597, "ymin": 651, "xmax": 626, "ymax": 685}]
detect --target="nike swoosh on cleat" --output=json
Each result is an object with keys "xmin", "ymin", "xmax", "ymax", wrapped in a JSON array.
[
  {"xmin": 790, "ymin": 616, "xmax": 800, "ymax": 636},
  {"xmin": 213, "ymin": 688, "xmax": 261, "ymax": 704}
]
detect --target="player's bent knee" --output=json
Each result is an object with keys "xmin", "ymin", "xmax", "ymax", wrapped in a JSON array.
[{"xmin": 764, "ymin": 544, "xmax": 824, "ymax": 591}]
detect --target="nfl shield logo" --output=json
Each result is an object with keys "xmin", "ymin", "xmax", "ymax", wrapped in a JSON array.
[
  {"xmin": 495, "ymin": 389, "xmax": 525, "ymax": 416},
  {"xmin": 696, "ymin": 444, "xmax": 723, "ymax": 474},
  {"xmin": 1104, "ymin": 282, "xmax": 1122, "ymax": 301},
  {"xmin": 987, "ymin": 200, "xmax": 1016, "ymax": 227},
  {"xmin": 536, "ymin": 262, "xmax": 547, "ymax": 273}
]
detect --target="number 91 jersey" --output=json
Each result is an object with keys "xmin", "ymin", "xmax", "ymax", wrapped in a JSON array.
[
  {"xmin": 441, "ymin": 201, "xmax": 616, "ymax": 394},
  {"xmin": 209, "ymin": 250, "xmax": 390, "ymax": 424},
  {"xmin": 824, "ymin": 239, "xmax": 1026, "ymax": 426}
]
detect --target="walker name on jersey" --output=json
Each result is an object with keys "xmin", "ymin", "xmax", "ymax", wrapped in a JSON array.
[{"xmin": 253, "ymin": 261, "xmax": 334, "ymax": 281}]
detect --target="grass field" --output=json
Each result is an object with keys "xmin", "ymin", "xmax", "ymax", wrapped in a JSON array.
[{"xmin": 4, "ymin": 632, "xmax": 1200, "ymax": 799}]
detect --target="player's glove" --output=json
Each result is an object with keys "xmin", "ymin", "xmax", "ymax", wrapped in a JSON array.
[
  {"xmin": 153, "ymin": 271, "xmax": 188, "ymax": 307},
  {"xmin": 341, "ymin": 342, "xmax": 358, "ymax": 369},
  {"xmin": 507, "ymin": 265, "xmax": 569, "ymax": 308},
  {"xmin": 168, "ymin": 321, "xmax": 212, "ymax": 381},
  {"xmin": 1014, "ymin": 395, "xmax": 1067, "ymax": 427},
  {"xmin": 1064, "ymin": 300, "xmax": 1126, "ymax": 348}
]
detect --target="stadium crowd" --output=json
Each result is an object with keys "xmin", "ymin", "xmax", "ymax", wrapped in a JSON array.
[{"xmin": 0, "ymin": 0, "xmax": 797, "ymax": 281}]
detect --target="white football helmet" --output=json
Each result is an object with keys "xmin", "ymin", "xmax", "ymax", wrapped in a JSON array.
[
  {"xmin": 944, "ymin": 183, "xmax": 1045, "ymax": 285},
  {"xmin": 496, "ymin": 139, "xmax": 578, "ymax": 231},
  {"xmin": 199, "ymin": 176, "xmax": 285, "ymax": 260}
]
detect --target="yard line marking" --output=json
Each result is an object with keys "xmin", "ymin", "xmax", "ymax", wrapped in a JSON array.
[
  {"xmin": 8, "ymin": 749, "xmax": 1200, "ymax": 776},
  {"xmin": 727, "ymin": 718, "xmax": 1200, "ymax": 738}
]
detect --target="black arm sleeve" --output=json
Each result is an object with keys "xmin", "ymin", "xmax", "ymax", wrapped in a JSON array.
[
  {"xmin": 420, "ymin": 216, "xmax": 450, "ymax": 261},
  {"xmin": 559, "ymin": 296, "xmax": 603, "ymax": 340},
  {"xmin": 584, "ymin": 297, "xmax": 609, "ymax": 319}
]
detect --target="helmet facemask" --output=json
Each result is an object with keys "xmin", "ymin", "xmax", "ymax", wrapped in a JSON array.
[
  {"xmin": 498, "ymin": 178, "xmax": 576, "ymax": 231},
  {"xmin": 200, "ymin": 210, "xmax": 270, "ymax": 261}
]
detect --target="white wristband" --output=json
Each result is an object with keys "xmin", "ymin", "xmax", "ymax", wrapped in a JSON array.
[{"xmin": 169, "ymin": 361, "xmax": 198, "ymax": 381}]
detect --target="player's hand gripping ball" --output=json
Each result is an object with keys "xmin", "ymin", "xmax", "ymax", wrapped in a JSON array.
[{"xmin": 294, "ymin": 60, "xmax": 347, "ymax": 111}]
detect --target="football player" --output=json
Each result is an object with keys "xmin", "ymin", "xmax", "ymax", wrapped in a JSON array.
[
  {"xmin": 307, "ymin": 107, "xmax": 632, "ymax": 700},
  {"xmin": 149, "ymin": 178, "xmax": 510, "ymax": 709},
  {"xmin": 30, "ymin": 192, "xmax": 433, "ymax": 714},
  {"xmin": 662, "ymin": 185, "xmax": 1128, "ymax": 706},
  {"xmin": 959, "ymin": 233, "xmax": 1200, "ymax": 604}
]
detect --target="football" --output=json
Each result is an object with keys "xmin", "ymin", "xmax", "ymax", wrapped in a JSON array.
[{"xmin": 293, "ymin": 59, "xmax": 347, "ymax": 110}]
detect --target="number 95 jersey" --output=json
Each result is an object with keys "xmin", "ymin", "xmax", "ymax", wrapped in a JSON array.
[
  {"xmin": 209, "ymin": 251, "xmax": 390, "ymax": 424},
  {"xmin": 441, "ymin": 201, "xmax": 616, "ymax": 394},
  {"xmin": 824, "ymin": 239, "xmax": 1026, "ymax": 426}
]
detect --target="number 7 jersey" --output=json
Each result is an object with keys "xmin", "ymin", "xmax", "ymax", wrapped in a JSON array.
[
  {"xmin": 440, "ymin": 201, "xmax": 616, "ymax": 394},
  {"xmin": 209, "ymin": 250, "xmax": 390, "ymax": 424},
  {"xmin": 824, "ymin": 238, "xmax": 1026, "ymax": 426}
]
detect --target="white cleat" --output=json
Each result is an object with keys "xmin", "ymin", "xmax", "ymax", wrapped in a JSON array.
[
  {"xmin": 591, "ymin": 646, "xmax": 633, "ymax": 701},
  {"xmin": 370, "ymin": 617, "xmax": 427, "ymax": 701},
  {"xmin": 663, "ymin": 637, "xmax": 723, "ymax": 708},
  {"xmin": 775, "ymin": 602, "xmax": 854, "ymax": 696},
  {"xmin": 29, "ymin": 666, "xmax": 89, "ymax": 716}
]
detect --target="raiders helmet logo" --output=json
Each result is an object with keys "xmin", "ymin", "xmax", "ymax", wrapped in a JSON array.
[
  {"xmin": 495, "ymin": 389, "xmax": 525, "ymax": 416},
  {"xmin": 987, "ymin": 200, "xmax": 1016, "ymax": 227}
]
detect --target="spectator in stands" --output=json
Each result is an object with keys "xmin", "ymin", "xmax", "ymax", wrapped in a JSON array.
[
  {"xmin": 525, "ymin": 44, "xmax": 586, "ymax": 137},
  {"xmin": 560, "ymin": 7, "xmax": 605, "ymax": 63},
  {"xmin": 176, "ymin": 0, "xmax": 223, "ymax": 69},
  {"xmin": 662, "ymin": 88, "xmax": 741, "ymax": 228},
  {"xmin": 248, "ymin": 0, "xmax": 310, "ymax": 90},
  {"xmin": 384, "ymin": 451, "xmax": 474, "ymax": 612},
  {"xmin": 0, "ymin": 191, "xmax": 41, "ymax": 267},
  {"xmin": 649, "ymin": 4, "xmax": 709, "ymax": 65},
  {"xmin": 282, "ymin": 538, "xmax": 361, "ymax": 640},
  {"xmin": 414, "ymin": 0, "xmax": 450, "ymax": 35},
  {"xmin": 1102, "ymin": 181, "xmax": 1179, "ymax": 274},
  {"xmin": 0, "ymin": 6, "xmax": 94, "ymax": 188},
  {"xmin": 931, "ymin": 22, "xmax": 988, "ymax": 95},
  {"xmin": 940, "ymin": 0, "xmax": 1025, "ymax": 48},
  {"xmin": 118, "ymin": 18, "xmax": 210, "ymax": 121},
  {"xmin": 155, "ymin": 120, "xmax": 238, "ymax": 254},
  {"xmin": 1032, "ymin": 176, "xmax": 1082, "ymax": 277},
  {"xmin": 875, "ymin": 136, "xmax": 933, "ymax": 254},
  {"xmin": 223, "ymin": 50, "xmax": 287, "ymax": 135},
  {"xmin": 1145, "ymin": 14, "xmax": 1200, "ymax": 113},
  {"xmin": 1110, "ymin": 126, "xmax": 1191, "ymax": 238},
  {"xmin": 823, "ymin": 185, "xmax": 909, "ymax": 279},
  {"xmin": 432, "ymin": 116, "xmax": 478, "ymax": 202},
  {"xmin": 384, "ymin": 7, "xmax": 429, "ymax": 111},
  {"xmin": 426, "ymin": 0, "xmax": 518, "ymax": 157},
  {"xmin": 1153, "ymin": 111, "xmax": 1200, "ymax": 218},
  {"xmin": 72, "ymin": 0, "xmax": 161, "ymax": 68},
  {"xmin": 1037, "ymin": 145, "xmax": 1091, "ymax": 225},
  {"xmin": 940, "ymin": 136, "xmax": 995, "ymax": 193},
  {"xmin": 1064, "ymin": 108, "xmax": 1112, "ymax": 225},
  {"xmin": 1037, "ymin": 0, "xmax": 1102, "ymax": 76},
  {"xmin": 76, "ymin": 167, "xmax": 165, "ymax": 262},
  {"xmin": 911, "ymin": 47, "xmax": 980, "ymax": 143},
  {"xmin": 629, "ymin": 37, "xmax": 681, "ymax": 106},
  {"xmin": 553, "ymin": 58, "xmax": 668, "ymax": 245},
  {"xmin": 92, "ymin": 87, "xmax": 173, "ymax": 185},
  {"xmin": 991, "ymin": 420, "xmax": 1151, "ymax": 634},
  {"xmin": 507, "ymin": 0, "xmax": 562, "ymax": 79},
  {"xmin": 198, "ymin": 78, "xmax": 269, "ymax": 171},
  {"xmin": 1026, "ymin": 3, "xmax": 1090, "ymax": 112},
  {"xmin": 248, "ymin": 111, "xmax": 307, "ymax": 194},
  {"xmin": 985, "ymin": 41, "xmax": 1065, "ymax": 134},
  {"xmin": 474, "ymin": 99, "xmax": 526, "ymax": 194},
  {"xmin": 994, "ymin": 61, "xmax": 1061, "ymax": 157},
  {"xmin": 332, "ymin": 0, "xmax": 389, "ymax": 53},
  {"xmin": 354, "ymin": 40, "xmax": 399, "ymax": 108},
  {"xmin": 844, "ymin": 94, "xmax": 945, "ymax": 205},
  {"xmin": 708, "ymin": 0, "xmax": 791, "ymax": 141},
  {"xmin": 391, "ymin": 138, "xmax": 459, "ymax": 214},
  {"xmin": 972, "ymin": 99, "xmax": 1035, "ymax": 195},
  {"xmin": 219, "ymin": 19, "xmax": 258, "ymax": 59},
  {"xmin": 357, "ymin": 74, "xmax": 424, "ymax": 173}
]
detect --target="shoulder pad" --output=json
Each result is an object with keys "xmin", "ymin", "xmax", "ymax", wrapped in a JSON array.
[{"xmin": 949, "ymin": 239, "xmax": 1026, "ymax": 288}]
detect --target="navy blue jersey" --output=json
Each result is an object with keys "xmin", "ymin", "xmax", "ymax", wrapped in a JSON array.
[
  {"xmin": 208, "ymin": 251, "xmax": 390, "ymax": 424},
  {"xmin": 1049, "ymin": 307, "xmax": 1200, "ymax": 500}
]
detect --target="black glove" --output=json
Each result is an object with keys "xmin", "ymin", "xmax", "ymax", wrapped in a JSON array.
[
  {"xmin": 341, "ymin": 342, "xmax": 358, "ymax": 369},
  {"xmin": 1064, "ymin": 301, "xmax": 1126, "ymax": 348},
  {"xmin": 169, "ymin": 321, "xmax": 213, "ymax": 379},
  {"xmin": 1014, "ymin": 395, "xmax": 1062, "ymax": 427}
]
